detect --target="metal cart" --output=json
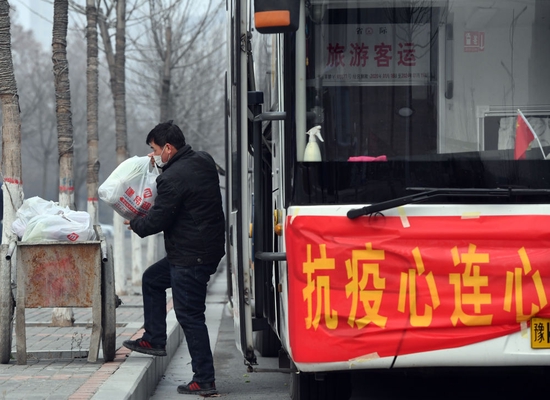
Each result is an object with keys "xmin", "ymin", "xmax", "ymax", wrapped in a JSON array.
[{"xmin": 0, "ymin": 226, "xmax": 116, "ymax": 365}]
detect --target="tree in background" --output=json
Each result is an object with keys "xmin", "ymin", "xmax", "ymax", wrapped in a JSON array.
[
  {"xmin": 0, "ymin": 0, "xmax": 24, "ymax": 361},
  {"xmin": 170, "ymin": 23, "xmax": 225, "ymax": 159},
  {"xmin": 51, "ymin": 0, "xmax": 76, "ymax": 327},
  {"xmin": 97, "ymin": 0, "xmax": 130, "ymax": 294},
  {"xmin": 114, "ymin": 1, "xmax": 127, "ymax": 166},
  {"xmin": 148, "ymin": 0, "xmax": 220, "ymax": 122},
  {"xmin": 86, "ymin": 0, "xmax": 99, "ymax": 223},
  {"xmin": 53, "ymin": 0, "xmax": 75, "ymax": 210},
  {"xmin": 92, "ymin": 0, "xmax": 131, "ymax": 163},
  {"xmin": 9, "ymin": 17, "xmax": 116, "ymax": 218},
  {"xmin": 129, "ymin": 0, "xmax": 225, "ymax": 160}
]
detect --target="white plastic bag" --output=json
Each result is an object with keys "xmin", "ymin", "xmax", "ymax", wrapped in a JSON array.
[
  {"xmin": 22, "ymin": 210, "xmax": 95, "ymax": 242},
  {"xmin": 11, "ymin": 196, "xmax": 63, "ymax": 239},
  {"xmin": 12, "ymin": 196, "xmax": 95, "ymax": 242},
  {"xmin": 98, "ymin": 156, "xmax": 159, "ymax": 220},
  {"xmin": 12, "ymin": 196, "xmax": 58, "ymax": 238}
]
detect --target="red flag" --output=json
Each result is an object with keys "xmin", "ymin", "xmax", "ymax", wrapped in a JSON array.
[{"xmin": 514, "ymin": 112, "xmax": 535, "ymax": 160}]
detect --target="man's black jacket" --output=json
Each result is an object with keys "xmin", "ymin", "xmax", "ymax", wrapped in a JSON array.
[{"xmin": 130, "ymin": 145, "xmax": 225, "ymax": 266}]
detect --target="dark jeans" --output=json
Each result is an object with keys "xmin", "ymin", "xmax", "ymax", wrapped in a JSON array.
[{"xmin": 141, "ymin": 257, "xmax": 218, "ymax": 383}]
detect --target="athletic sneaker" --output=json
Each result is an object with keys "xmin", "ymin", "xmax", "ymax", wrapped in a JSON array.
[
  {"xmin": 177, "ymin": 381, "xmax": 217, "ymax": 396},
  {"xmin": 122, "ymin": 338, "xmax": 167, "ymax": 356}
]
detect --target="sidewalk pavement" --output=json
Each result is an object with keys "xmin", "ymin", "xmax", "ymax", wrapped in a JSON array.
[
  {"xmin": 149, "ymin": 267, "xmax": 291, "ymax": 400},
  {"xmin": 0, "ymin": 263, "xmax": 226, "ymax": 400}
]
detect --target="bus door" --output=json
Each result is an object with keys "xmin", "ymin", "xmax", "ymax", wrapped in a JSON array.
[{"xmin": 226, "ymin": 0, "xmax": 256, "ymax": 365}]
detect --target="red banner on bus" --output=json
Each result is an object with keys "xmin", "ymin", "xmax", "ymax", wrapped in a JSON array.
[{"xmin": 285, "ymin": 214, "xmax": 550, "ymax": 363}]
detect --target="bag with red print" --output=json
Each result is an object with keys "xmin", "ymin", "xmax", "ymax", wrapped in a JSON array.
[{"xmin": 98, "ymin": 156, "xmax": 160, "ymax": 220}]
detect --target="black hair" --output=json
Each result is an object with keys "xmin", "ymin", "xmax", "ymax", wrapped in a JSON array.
[{"xmin": 145, "ymin": 120, "xmax": 186, "ymax": 150}]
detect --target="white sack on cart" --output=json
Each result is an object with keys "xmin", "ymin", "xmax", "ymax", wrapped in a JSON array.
[
  {"xmin": 12, "ymin": 196, "xmax": 95, "ymax": 242},
  {"xmin": 98, "ymin": 155, "xmax": 159, "ymax": 220},
  {"xmin": 22, "ymin": 211, "xmax": 95, "ymax": 242},
  {"xmin": 12, "ymin": 196, "xmax": 58, "ymax": 238}
]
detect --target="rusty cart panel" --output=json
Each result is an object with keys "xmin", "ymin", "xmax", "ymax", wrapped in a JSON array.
[{"xmin": 17, "ymin": 241, "xmax": 101, "ymax": 308}]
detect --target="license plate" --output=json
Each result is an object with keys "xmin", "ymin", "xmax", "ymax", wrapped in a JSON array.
[{"xmin": 531, "ymin": 318, "xmax": 550, "ymax": 349}]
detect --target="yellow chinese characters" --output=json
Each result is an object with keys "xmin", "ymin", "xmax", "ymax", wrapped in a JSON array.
[
  {"xmin": 450, "ymin": 244, "xmax": 492, "ymax": 326},
  {"xmin": 345, "ymin": 243, "xmax": 387, "ymax": 329},
  {"xmin": 503, "ymin": 247, "xmax": 547, "ymax": 322},
  {"xmin": 303, "ymin": 244, "xmax": 338, "ymax": 330},
  {"xmin": 398, "ymin": 247, "xmax": 440, "ymax": 327},
  {"xmin": 301, "ymin": 242, "xmax": 550, "ymax": 331}
]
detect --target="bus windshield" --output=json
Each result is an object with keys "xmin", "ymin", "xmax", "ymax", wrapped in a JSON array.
[{"xmin": 293, "ymin": 0, "xmax": 550, "ymax": 205}]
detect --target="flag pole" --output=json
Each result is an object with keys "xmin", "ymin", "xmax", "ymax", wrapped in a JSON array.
[{"xmin": 518, "ymin": 109, "xmax": 546, "ymax": 159}]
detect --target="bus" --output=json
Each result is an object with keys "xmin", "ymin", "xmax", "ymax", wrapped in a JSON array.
[{"xmin": 225, "ymin": 1, "xmax": 550, "ymax": 398}]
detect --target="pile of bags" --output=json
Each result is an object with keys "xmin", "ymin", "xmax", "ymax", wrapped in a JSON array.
[
  {"xmin": 12, "ymin": 197, "xmax": 95, "ymax": 242},
  {"xmin": 98, "ymin": 156, "xmax": 159, "ymax": 220}
]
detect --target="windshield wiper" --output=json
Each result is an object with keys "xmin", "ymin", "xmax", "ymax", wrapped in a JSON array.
[{"xmin": 347, "ymin": 187, "xmax": 550, "ymax": 219}]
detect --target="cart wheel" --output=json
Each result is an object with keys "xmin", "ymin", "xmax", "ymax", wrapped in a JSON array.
[
  {"xmin": 101, "ymin": 244, "xmax": 116, "ymax": 361},
  {"xmin": 0, "ymin": 245, "xmax": 14, "ymax": 364}
]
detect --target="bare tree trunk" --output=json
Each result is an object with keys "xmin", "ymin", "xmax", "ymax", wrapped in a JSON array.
[
  {"xmin": 86, "ymin": 0, "xmax": 99, "ymax": 224},
  {"xmin": 52, "ymin": 0, "xmax": 75, "ymax": 327},
  {"xmin": 112, "ymin": 212, "xmax": 126, "ymax": 293},
  {"xmin": 114, "ymin": 0, "xmax": 127, "ymax": 164},
  {"xmin": 98, "ymin": 9, "xmax": 126, "ymax": 293},
  {"xmin": 98, "ymin": 10, "xmax": 116, "ymax": 98},
  {"xmin": 115, "ymin": 0, "xmax": 131, "ymax": 294},
  {"xmin": 159, "ymin": 25, "xmax": 172, "ymax": 122},
  {"xmin": 99, "ymin": 0, "xmax": 130, "ymax": 294},
  {"xmin": 140, "ymin": 7, "xmax": 173, "ymax": 279},
  {"xmin": 131, "ymin": 234, "xmax": 141, "ymax": 286},
  {"xmin": 41, "ymin": 152, "xmax": 49, "ymax": 198},
  {"xmin": 0, "ymin": 0, "xmax": 24, "ymax": 243},
  {"xmin": 0, "ymin": 0, "xmax": 22, "ymax": 361},
  {"xmin": 130, "ymin": 10, "xmax": 144, "ymax": 285}
]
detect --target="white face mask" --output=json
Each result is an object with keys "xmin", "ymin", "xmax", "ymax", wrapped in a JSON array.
[{"xmin": 153, "ymin": 146, "xmax": 168, "ymax": 167}]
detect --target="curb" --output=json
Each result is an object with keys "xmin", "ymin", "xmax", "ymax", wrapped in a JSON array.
[{"xmin": 90, "ymin": 307, "xmax": 183, "ymax": 400}]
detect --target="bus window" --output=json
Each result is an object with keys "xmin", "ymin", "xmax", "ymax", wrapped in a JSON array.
[
  {"xmin": 303, "ymin": 1, "xmax": 550, "ymax": 162},
  {"xmin": 305, "ymin": 5, "xmax": 439, "ymax": 161}
]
